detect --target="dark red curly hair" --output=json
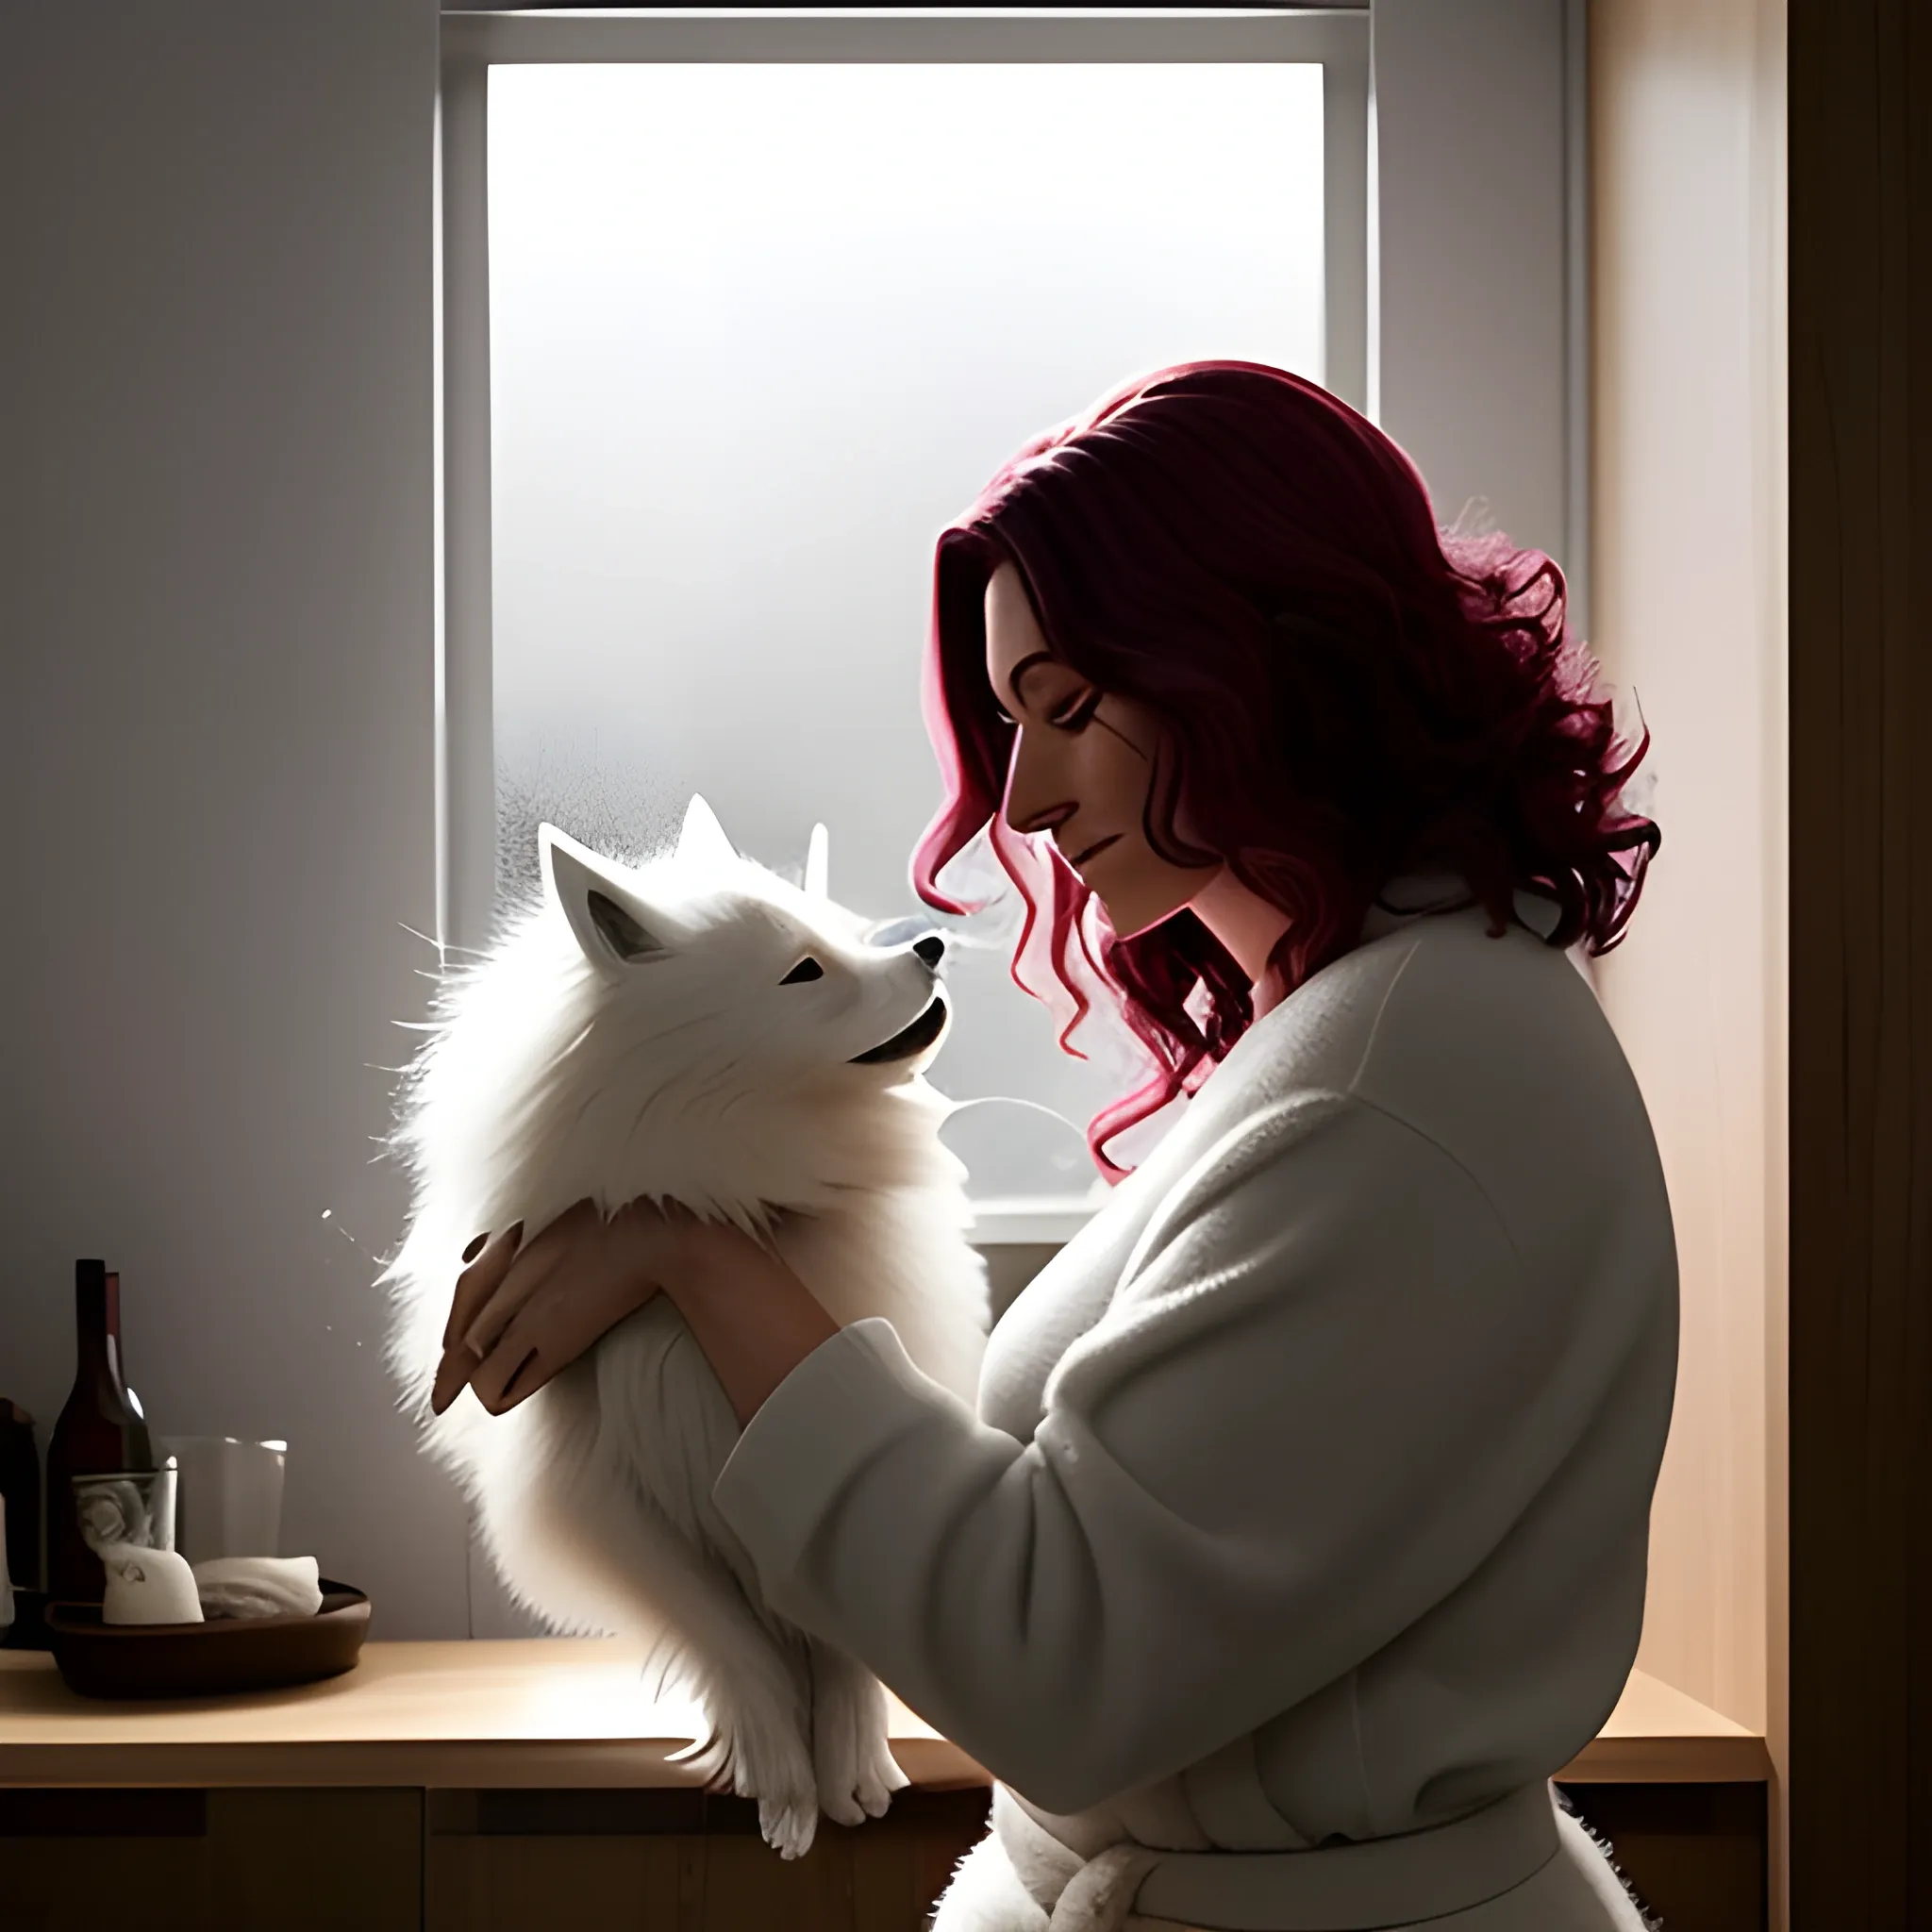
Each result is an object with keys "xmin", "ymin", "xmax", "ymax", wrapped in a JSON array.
[{"xmin": 911, "ymin": 360, "xmax": 1659, "ymax": 1179}]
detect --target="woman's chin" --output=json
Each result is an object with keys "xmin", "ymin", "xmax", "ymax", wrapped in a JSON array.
[
  {"xmin": 1090, "ymin": 858, "xmax": 1221, "ymax": 939},
  {"xmin": 1095, "ymin": 889, "xmax": 1193, "ymax": 943},
  {"xmin": 1081, "ymin": 849, "xmax": 1221, "ymax": 943}
]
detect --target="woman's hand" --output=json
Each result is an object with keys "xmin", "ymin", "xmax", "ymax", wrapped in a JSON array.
[
  {"xmin": 431, "ymin": 1198, "xmax": 844, "ymax": 1431},
  {"xmin": 430, "ymin": 1196, "xmax": 691, "ymax": 1418}
]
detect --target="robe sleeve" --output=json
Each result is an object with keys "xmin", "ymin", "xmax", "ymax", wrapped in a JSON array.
[{"xmin": 712, "ymin": 1089, "xmax": 1563, "ymax": 1818}]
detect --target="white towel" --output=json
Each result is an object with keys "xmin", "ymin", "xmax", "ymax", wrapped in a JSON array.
[
  {"xmin": 99, "ymin": 1543, "xmax": 206, "ymax": 1625},
  {"xmin": 192, "ymin": 1555, "xmax": 324, "ymax": 1620}
]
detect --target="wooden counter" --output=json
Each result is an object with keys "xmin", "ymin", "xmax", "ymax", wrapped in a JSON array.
[{"xmin": 0, "ymin": 1641, "xmax": 1768, "ymax": 1788}]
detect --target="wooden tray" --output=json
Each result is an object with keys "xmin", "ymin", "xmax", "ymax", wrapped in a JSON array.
[{"xmin": 44, "ymin": 1580, "xmax": 370, "ymax": 1699}]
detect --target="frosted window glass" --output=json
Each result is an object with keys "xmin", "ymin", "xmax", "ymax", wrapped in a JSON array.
[{"xmin": 488, "ymin": 61, "xmax": 1324, "ymax": 1204}]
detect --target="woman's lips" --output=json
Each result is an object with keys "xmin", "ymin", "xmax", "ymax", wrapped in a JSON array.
[{"xmin": 1070, "ymin": 834, "xmax": 1121, "ymax": 868}]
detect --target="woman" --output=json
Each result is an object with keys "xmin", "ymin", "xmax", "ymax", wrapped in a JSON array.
[{"xmin": 436, "ymin": 361, "xmax": 1676, "ymax": 1932}]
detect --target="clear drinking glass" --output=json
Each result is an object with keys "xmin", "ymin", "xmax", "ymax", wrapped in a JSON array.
[{"xmin": 153, "ymin": 1437, "xmax": 286, "ymax": 1564}]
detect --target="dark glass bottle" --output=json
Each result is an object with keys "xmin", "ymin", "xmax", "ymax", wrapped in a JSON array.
[{"xmin": 45, "ymin": 1261, "xmax": 154, "ymax": 1602}]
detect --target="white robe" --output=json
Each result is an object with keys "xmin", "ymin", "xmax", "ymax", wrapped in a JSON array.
[{"xmin": 713, "ymin": 881, "xmax": 1678, "ymax": 1930}]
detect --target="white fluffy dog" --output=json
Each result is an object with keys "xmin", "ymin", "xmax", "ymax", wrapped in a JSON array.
[{"xmin": 381, "ymin": 797, "xmax": 989, "ymax": 1858}]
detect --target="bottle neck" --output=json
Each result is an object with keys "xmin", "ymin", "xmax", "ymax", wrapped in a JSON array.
[
  {"xmin": 74, "ymin": 1267, "xmax": 128, "ymax": 1396},
  {"xmin": 75, "ymin": 1276, "xmax": 119, "ymax": 1346}
]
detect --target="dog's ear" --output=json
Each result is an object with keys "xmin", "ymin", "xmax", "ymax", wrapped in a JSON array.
[
  {"xmin": 675, "ymin": 794, "xmax": 738, "ymax": 872},
  {"xmin": 805, "ymin": 822, "xmax": 829, "ymax": 899},
  {"xmin": 540, "ymin": 824, "xmax": 674, "ymax": 978}
]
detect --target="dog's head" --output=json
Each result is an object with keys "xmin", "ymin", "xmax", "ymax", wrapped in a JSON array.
[
  {"xmin": 541, "ymin": 796, "xmax": 951, "ymax": 1088},
  {"xmin": 397, "ymin": 796, "xmax": 962, "ymax": 1232}
]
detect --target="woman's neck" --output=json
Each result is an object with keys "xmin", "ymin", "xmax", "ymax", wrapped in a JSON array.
[{"xmin": 1187, "ymin": 868, "xmax": 1292, "ymax": 1019}]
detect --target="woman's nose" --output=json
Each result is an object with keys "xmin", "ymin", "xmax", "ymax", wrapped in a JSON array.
[{"xmin": 1003, "ymin": 732, "xmax": 1075, "ymax": 840}]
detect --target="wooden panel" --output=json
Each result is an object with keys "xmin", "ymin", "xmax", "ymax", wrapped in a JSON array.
[
  {"xmin": 206, "ymin": 1790, "xmax": 422, "ymax": 1932},
  {"xmin": 0, "ymin": 1790, "xmax": 209, "ymax": 1932},
  {"xmin": 1787, "ymin": 0, "xmax": 1932, "ymax": 1927},
  {"xmin": 427, "ymin": 1836, "xmax": 686, "ymax": 1928},
  {"xmin": 0, "ymin": 1789, "xmax": 208, "ymax": 1835},
  {"xmin": 1588, "ymin": 0, "xmax": 1786, "ymax": 1743},
  {"xmin": 0, "ymin": 1844, "xmax": 214, "ymax": 1932},
  {"xmin": 1559, "ymin": 1782, "xmax": 1768, "ymax": 1932},
  {"xmin": 425, "ymin": 1789, "xmax": 989, "ymax": 1932},
  {"xmin": 0, "ymin": 1789, "xmax": 422, "ymax": 1932}
]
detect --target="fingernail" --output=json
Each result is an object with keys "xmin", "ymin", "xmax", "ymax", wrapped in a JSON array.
[{"xmin": 462, "ymin": 1233, "xmax": 489, "ymax": 1263}]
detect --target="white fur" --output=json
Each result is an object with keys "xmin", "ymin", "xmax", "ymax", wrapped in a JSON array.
[
  {"xmin": 928, "ymin": 1834, "xmax": 1050, "ymax": 1932},
  {"xmin": 381, "ymin": 800, "xmax": 989, "ymax": 1859}
]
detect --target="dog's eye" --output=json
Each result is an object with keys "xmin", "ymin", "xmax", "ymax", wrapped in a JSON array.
[{"xmin": 779, "ymin": 957, "xmax": 824, "ymax": 985}]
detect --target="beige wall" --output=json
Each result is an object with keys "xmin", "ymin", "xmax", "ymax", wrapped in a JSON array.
[{"xmin": 1589, "ymin": 0, "xmax": 1787, "ymax": 1919}]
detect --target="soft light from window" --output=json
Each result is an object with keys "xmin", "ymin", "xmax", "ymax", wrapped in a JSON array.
[{"xmin": 489, "ymin": 60, "xmax": 1324, "ymax": 1200}]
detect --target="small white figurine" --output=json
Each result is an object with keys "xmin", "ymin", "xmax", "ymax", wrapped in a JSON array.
[{"xmin": 99, "ymin": 1544, "xmax": 204, "ymax": 1625}]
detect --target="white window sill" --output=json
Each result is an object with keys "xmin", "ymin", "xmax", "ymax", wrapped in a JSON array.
[{"xmin": 967, "ymin": 1196, "xmax": 1101, "ymax": 1245}]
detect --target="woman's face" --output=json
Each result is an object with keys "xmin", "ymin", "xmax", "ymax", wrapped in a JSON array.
[{"xmin": 984, "ymin": 558, "xmax": 1222, "ymax": 940}]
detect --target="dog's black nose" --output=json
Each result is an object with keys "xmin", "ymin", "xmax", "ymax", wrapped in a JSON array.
[{"xmin": 870, "ymin": 916, "xmax": 946, "ymax": 968}]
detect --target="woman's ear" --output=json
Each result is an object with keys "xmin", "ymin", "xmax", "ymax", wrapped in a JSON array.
[{"xmin": 540, "ymin": 824, "xmax": 674, "ymax": 979}]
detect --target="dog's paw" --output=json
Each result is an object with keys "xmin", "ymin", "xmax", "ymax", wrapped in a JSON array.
[
  {"xmin": 852, "ymin": 1732, "xmax": 911, "ymax": 1822},
  {"xmin": 758, "ymin": 1788, "xmax": 821, "ymax": 1862},
  {"xmin": 715, "ymin": 1707, "xmax": 820, "ymax": 1860},
  {"xmin": 810, "ymin": 1648, "xmax": 908, "ymax": 1827}
]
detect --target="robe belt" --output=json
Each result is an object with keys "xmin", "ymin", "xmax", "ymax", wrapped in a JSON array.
[{"xmin": 992, "ymin": 1778, "xmax": 1563, "ymax": 1932}]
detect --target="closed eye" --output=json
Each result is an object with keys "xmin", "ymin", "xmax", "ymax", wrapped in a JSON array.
[
  {"xmin": 991, "ymin": 690, "xmax": 1099, "ymax": 731},
  {"xmin": 779, "ymin": 957, "xmax": 824, "ymax": 985}
]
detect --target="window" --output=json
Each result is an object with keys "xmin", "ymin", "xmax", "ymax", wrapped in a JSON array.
[{"xmin": 439, "ymin": 5, "xmax": 1574, "ymax": 1239}]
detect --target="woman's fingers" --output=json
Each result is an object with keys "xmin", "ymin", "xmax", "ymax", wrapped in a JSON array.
[
  {"xmin": 430, "ymin": 1195, "xmax": 679, "ymax": 1418},
  {"xmin": 470, "ymin": 1247, "xmax": 667, "ymax": 1417},
  {"xmin": 441, "ymin": 1223, "xmax": 524, "ymax": 1350},
  {"xmin": 429, "ymin": 1338, "xmax": 481, "ymax": 1417},
  {"xmin": 459, "ymin": 1200, "xmax": 595, "ymax": 1358},
  {"xmin": 430, "ymin": 1225, "xmax": 526, "ymax": 1414},
  {"xmin": 429, "ymin": 1208, "xmax": 575, "ymax": 1416}
]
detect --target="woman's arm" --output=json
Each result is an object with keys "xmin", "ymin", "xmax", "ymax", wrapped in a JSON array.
[
  {"xmin": 701, "ymin": 1091, "xmax": 1651, "ymax": 1820},
  {"xmin": 662, "ymin": 1229, "xmax": 841, "ymax": 1429}
]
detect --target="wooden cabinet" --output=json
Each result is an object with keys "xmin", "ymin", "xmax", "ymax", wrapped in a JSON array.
[
  {"xmin": 0, "ymin": 1641, "xmax": 1771, "ymax": 1930},
  {"xmin": 0, "ymin": 1782, "xmax": 1771, "ymax": 1932}
]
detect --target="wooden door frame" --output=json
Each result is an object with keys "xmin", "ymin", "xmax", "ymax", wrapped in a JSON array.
[{"xmin": 1788, "ymin": 0, "xmax": 1932, "ymax": 1924}]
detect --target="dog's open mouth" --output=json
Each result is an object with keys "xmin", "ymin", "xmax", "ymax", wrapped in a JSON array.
[{"xmin": 849, "ymin": 995, "xmax": 948, "ymax": 1065}]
